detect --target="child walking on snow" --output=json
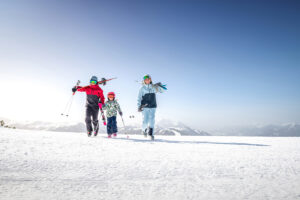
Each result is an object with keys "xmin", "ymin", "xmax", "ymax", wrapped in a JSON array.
[{"xmin": 103, "ymin": 92, "xmax": 123, "ymax": 138}]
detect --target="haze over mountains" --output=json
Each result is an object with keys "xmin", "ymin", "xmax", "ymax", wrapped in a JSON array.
[
  {"xmin": 1, "ymin": 117, "xmax": 299, "ymax": 136},
  {"xmin": 0, "ymin": 117, "xmax": 209, "ymax": 136},
  {"xmin": 210, "ymin": 123, "xmax": 300, "ymax": 137}
]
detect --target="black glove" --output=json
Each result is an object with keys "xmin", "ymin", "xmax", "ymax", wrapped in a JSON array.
[
  {"xmin": 154, "ymin": 82, "xmax": 162, "ymax": 87},
  {"xmin": 101, "ymin": 78, "xmax": 107, "ymax": 86},
  {"xmin": 119, "ymin": 112, "xmax": 123, "ymax": 116},
  {"xmin": 72, "ymin": 87, "xmax": 77, "ymax": 93},
  {"xmin": 138, "ymin": 106, "xmax": 143, "ymax": 112}
]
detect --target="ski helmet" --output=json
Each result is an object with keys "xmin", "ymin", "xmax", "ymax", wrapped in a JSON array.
[
  {"xmin": 107, "ymin": 92, "xmax": 115, "ymax": 98},
  {"xmin": 90, "ymin": 76, "xmax": 98, "ymax": 82},
  {"xmin": 143, "ymin": 74, "xmax": 152, "ymax": 84},
  {"xmin": 143, "ymin": 74, "xmax": 151, "ymax": 80}
]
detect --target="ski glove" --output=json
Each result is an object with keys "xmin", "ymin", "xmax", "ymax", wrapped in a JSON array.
[
  {"xmin": 154, "ymin": 82, "xmax": 162, "ymax": 87},
  {"xmin": 72, "ymin": 87, "xmax": 77, "ymax": 93},
  {"xmin": 154, "ymin": 82, "xmax": 167, "ymax": 90},
  {"xmin": 138, "ymin": 106, "xmax": 143, "ymax": 112},
  {"xmin": 119, "ymin": 112, "xmax": 123, "ymax": 116}
]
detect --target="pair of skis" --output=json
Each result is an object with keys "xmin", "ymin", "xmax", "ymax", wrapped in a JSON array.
[
  {"xmin": 135, "ymin": 80, "xmax": 168, "ymax": 92},
  {"xmin": 79, "ymin": 77, "xmax": 117, "ymax": 90}
]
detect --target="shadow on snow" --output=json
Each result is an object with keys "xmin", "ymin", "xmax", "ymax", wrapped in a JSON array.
[{"xmin": 109, "ymin": 137, "xmax": 270, "ymax": 147}]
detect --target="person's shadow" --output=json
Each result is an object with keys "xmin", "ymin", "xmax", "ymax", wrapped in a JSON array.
[{"xmin": 111, "ymin": 137, "xmax": 270, "ymax": 147}]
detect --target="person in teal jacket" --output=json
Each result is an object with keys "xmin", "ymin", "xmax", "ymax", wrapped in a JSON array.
[{"xmin": 137, "ymin": 74, "xmax": 163, "ymax": 140}]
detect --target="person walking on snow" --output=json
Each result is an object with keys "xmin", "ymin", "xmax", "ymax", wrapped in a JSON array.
[
  {"xmin": 72, "ymin": 76, "xmax": 105, "ymax": 137},
  {"xmin": 137, "ymin": 74, "xmax": 163, "ymax": 140},
  {"xmin": 103, "ymin": 92, "xmax": 123, "ymax": 138}
]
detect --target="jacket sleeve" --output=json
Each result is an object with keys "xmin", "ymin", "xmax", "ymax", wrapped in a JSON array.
[
  {"xmin": 137, "ymin": 87, "xmax": 143, "ymax": 107},
  {"xmin": 98, "ymin": 89, "xmax": 105, "ymax": 104},
  {"xmin": 116, "ymin": 101, "xmax": 122, "ymax": 113},
  {"xmin": 102, "ymin": 101, "xmax": 107, "ymax": 110},
  {"xmin": 76, "ymin": 86, "xmax": 87, "ymax": 92}
]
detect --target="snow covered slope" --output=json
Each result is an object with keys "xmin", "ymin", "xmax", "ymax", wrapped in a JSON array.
[{"xmin": 1, "ymin": 128, "xmax": 300, "ymax": 200}]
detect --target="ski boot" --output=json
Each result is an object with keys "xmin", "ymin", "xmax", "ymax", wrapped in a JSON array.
[
  {"xmin": 143, "ymin": 128, "xmax": 148, "ymax": 138},
  {"xmin": 87, "ymin": 132, "xmax": 92, "ymax": 137},
  {"xmin": 94, "ymin": 131, "xmax": 98, "ymax": 137},
  {"xmin": 108, "ymin": 134, "xmax": 112, "ymax": 138},
  {"xmin": 113, "ymin": 133, "xmax": 117, "ymax": 137},
  {"xmin": 149, "ymin": 128, "xmax": 154, "ymax": 140},
  {"xmin": 94, "ymin": 125, "xmax": 99, "ymax": 136}
]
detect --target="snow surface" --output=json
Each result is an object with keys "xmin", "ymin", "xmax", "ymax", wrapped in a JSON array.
[{"xmin": 1, "ymin": 128, "xmax": 300, "ymax": 200}]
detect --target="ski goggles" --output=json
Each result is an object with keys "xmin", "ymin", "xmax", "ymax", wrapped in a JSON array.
[
  {"xmin": 143, "ymin": 75, "xmax": 151, "ymax": 80},
  {"xmin": 90, "ymin": 80, "xmax": 97, "ymax": 84}
]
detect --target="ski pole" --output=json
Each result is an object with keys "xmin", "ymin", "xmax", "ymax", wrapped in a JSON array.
[
  {"xmin": 61, "ymin": 80, "xmax": 80, "ymax": 117},
  {"xmin": 64, "ymin": 95, "xmax": 75, "ymax": 117},
  {"xmin": 120, "ymin": 114, "xmax": 129, "ymax": 138},
  {"xmin": 61, "ymin": 94, "xmax": 73, "ymax": 116}
]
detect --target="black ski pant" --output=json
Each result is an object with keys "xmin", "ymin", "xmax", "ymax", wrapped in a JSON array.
[
  {"xmin": 107, "ymin": 116, "xmax": 118, "ymax": 135},
  {"xmin": 85, "ymin": 106, "xmax": 99, "ymax": 133}
]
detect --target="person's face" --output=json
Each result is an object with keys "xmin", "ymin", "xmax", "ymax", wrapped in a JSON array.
[
  {"xmin": 144, "ymin": 78, "xmax": 151, "ymax": 85},
  {"xmin": 108, "ymin": 95, "xmax": 114, "ymax": 101},
  {"xmin": 90, "ymin": 80, "xmax": 97, "ymax": 85}
]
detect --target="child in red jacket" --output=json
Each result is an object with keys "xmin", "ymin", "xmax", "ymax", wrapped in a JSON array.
[{"xmin": 72, "ymin": 76, "xmax": 105, "ymax": 137}]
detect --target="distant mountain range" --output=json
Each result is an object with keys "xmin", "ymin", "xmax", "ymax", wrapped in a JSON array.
[
  {"xmin": 210, "ymin": 123, "xmax": 300, "ymax": 137},
  {"xmin": 0, "ymin": 118, "xmax": 210, "ymax": 136},
  {"xmin": 2, "ymin": 117, "xmax": 299, "ymax": 136}
]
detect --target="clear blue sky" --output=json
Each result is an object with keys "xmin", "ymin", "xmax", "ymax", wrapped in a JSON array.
[{"xmin": 0, "ymin": 0, "xmax": 299, "ymax": 130}]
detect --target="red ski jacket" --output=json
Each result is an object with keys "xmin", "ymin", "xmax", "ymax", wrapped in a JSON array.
[{"xmin": 76, "ymin": 85, "xmax": 105, "ymax": 107}]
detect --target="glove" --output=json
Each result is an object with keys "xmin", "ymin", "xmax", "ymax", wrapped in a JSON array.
[
  {"xmin": 119, "ymin": 112, "xmax": 123, "ymax": 116},
  {"xmin": 72, "ymin": 87, "xmax": 77, "ymax": 93},
  {"xmin": 154, "ymin": 82, "xmax": 167, "ymax": 90},
  {"xmin": 138, "ymin": 106, "xmax": 143, "ymax": 112},
  {"xmin": 101, "ymin": 78, "xmax": 107, "ymax": 86},
  {"xmin": 154, "ymin": 82, "xmax": 162, "ymax": 87}
]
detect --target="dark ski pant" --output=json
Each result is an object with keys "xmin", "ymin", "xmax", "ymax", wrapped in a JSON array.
[
  {"xmin": 85, "ymin": 106, "xmax": 99, "ymax": 133},
  {"xmin": 107, "ymin": 116, "xmax": 118, "ymax": 135}
]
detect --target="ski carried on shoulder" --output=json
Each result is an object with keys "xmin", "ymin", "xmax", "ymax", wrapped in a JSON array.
[
  {"xmin": 153, "ymin": 82, "xmax": 167, "ymax": 92},
  {"xmin": 135, "ymin": 80, "xmax": 167, "ymax": 92},
  {"xmin": 97, "ymin": 77, "xmax": 117, "ymax": 85},
  {"xmin": 80, "ymin": 77, "xmax": 117, "ymax": 89}
]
